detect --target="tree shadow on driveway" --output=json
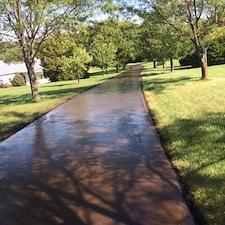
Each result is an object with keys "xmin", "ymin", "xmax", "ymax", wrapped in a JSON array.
[{"xmin": 0, "ymin": 111, "xmax": 192, "ymax": 225}]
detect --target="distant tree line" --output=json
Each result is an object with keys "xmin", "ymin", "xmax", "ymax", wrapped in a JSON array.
[
  {"xmin": 0, "ymin": 16, "xmax": 141, "ymax": 84},
  {"xmin": 180, "ymin": 36, "xmax": 225, "ymax": 67},
  {"xmin": 1, "ymin": 0, "xmax": 225, "ymax": 101},
  {"xmin": 39, "ymin": 18, "xmax": 140, "ymax": 82},
  {"xmin": 121, "ymin": 0, "xmax": 225, "ymax": 79}
]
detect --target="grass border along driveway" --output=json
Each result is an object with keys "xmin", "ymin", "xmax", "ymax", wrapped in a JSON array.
[{"xmin": 142, "ymin": 62, "xmax": 225, "ymax": 225}]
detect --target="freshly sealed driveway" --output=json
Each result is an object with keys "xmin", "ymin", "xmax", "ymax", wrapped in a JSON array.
[{"xmin": 0, "ymin": 66, "xmax": 195, "ymax": 225}]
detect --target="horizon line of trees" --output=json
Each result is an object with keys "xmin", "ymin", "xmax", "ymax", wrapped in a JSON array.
[{"xmin": 1, "ymin": 0, "xmax": 225, "ymax": 101}]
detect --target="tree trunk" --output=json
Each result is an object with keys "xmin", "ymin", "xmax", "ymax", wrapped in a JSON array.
[
  {"xmin": 25, "ymin": 60, "xmax": 41, "ymax": 102},
  {"xmin": 170, "ymin": 58, "xmax": 174, "ymax": 72},
  {"xmin": 116, "ymin": 66, "xmax": 119, "ymax": 73},
  {"xmin": 162, "ymin": 61, "xmax": 165, "ymax": 69},
  {"xmin": 153, "ymin": 61, "xmax": 157, "ymax": 68},
  {"xmin": 123, "ymin": 64, "xmax": 126, "ymax": 70},
  {"xmin": 199, "ymin": 48, "xmax": 208, "ymax": 79}
]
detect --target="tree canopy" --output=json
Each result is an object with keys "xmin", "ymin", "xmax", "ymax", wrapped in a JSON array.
[
  {"xmin": 133, "ymin": 0, "xmax": 225, "ymax": 78},
  {"xmin": 1, "ymin": 0, "xmax": 225, "ymax": 97},
  {"xmin": 0, "ymin": 0, "xmax": 92, "ymax": 101}
]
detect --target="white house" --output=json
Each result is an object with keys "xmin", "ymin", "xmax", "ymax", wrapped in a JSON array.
[{"xmin": 0, "ymin": 59, "xmax": 49, "ymax": 86}]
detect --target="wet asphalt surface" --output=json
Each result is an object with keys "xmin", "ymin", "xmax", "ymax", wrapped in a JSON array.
[{"xmin": 0, "ymin": 66, "xmax": 195, "ymax": 225}]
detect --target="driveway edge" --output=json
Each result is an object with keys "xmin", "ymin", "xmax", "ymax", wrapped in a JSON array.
[{"xmin": 140, "ymin": 75, "xmax": 201, "ymax": 225}]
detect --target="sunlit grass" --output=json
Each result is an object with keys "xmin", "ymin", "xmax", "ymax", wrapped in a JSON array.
[{"xmin": 142, "ymin": 62, "xmax": 225, "ymax": 225}]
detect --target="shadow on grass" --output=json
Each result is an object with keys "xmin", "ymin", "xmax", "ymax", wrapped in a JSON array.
[
  {"xmin": 90, "ymin": 68, "xmax": 117, "ymax": 76},
  {"xmin": 0, "ymin": 111, "xmax": 41, "ymax": 141},
  {"xmin": 41, "ymin": 83, "xmax": 77, "ymax": 88},
  {"xmin": 141, "ymin": 71, "xmax": 168, "ymax": 77},
  {"xmin": 174, "ymin": 65, "xmax": 193, "ymax": 70},
  {"xmin": 159, "ymin": 112, "xmax": 225, "ymax": 225},
  {"xmin": 143, "ymin": 77, "xmax": 198, "ymax": 94},
  {"xmin": 0, "ymin": 84, "xmax": 97, "ymax": 107},
  {"xmin": 141, "ymin": 65, "xmax": 195, "ymax": 78},
  {"xmin": 0, "ymin": 93, "xmax": 32, "ymax": 106}
]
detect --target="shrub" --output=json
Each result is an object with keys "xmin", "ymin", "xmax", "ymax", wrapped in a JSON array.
[
  {"xmin": 180, "ymin": 36, "xmax": 225, "ymax": 67},
  {"xmin": 0, "ymin": 83, "xmax": 7, "ymax": 88},
  {"xmin": 82, "ymin": 70, "xmax": 90, "ymax": 79},
  {"xmin": 179, "ymin": 52, "xmax": 200, "ymax": 68},
  {"xmin": 11, "ymin": 73, "xmax": 26, "ymax": 86},
  {"xmin": 40, "ymin": 36, "xmax": 92, "ymax": 82},
  {"xmin": 207, "ymin": 38, "xmax": 225, "ymax": 65}
]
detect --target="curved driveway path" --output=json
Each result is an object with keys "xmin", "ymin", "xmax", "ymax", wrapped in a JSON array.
[{"xmin": 0, "ymin": 66, "xmax": 194, "ymax": 225}]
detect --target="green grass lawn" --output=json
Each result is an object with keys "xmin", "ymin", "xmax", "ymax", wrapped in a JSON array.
[
  {"xmin": 142, "ymin": 62, "xmax": 225, "ymax": 225},
  {"xmin": 0, "ymin": 67, "xmax": 118, "ymax": 141}
]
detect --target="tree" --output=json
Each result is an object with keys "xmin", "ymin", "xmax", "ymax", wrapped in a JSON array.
[
  {"xmin": 91, "ymin": 19, "xmax": 140, "ymax": 72},
  {"xmin": 139, "ymin": 24, "xmax": 161, "ymax": 67},
  {"xmin": 40, "ymin": 35, "xmax": 92, "ymax": 82},
  {"xmin": 180, "ymin": 34, "xmax": 225, "ymax": 67},
  {"xmin": 141, "ymin": 12, "xmax": 189, "ymax": 71},
  {"xmin": 91, "ymin": 24, "xmax": 118, "ymax": 73},
  {"xmin": 0, "ymin": 0, "xmax": 91, "ymax": 101},
  {"xmin": 92, "ymin": 36, "xmax": 117, "ymax": 74},
  {"xmin": 61, "ymin": 45, "xmax": 92, "ymax": 83},
  {"xmin": 115, "ymin": 20, "xmax": 139, "ymax": 70},
  {"xmin": 138, "ymin": 0, "xmax": 225, "ymax": 79},
  {"xmin": 0, "ymin": 41, "xmax": 23, "ymax": 63}
]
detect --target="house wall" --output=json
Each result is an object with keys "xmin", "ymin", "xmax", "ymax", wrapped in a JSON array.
[
  {"xmin": 23, "ymin": 72, "xmax": 48, "ymax": 85},
  {"xmin": 0, "ymin": 71, "xmax": 49, "ymax": 86},
  {"xmin": 0, "ymin": 74, "xmax": 15, "ymax": 85},
  {"xmin": 0, "ymin": 58, "xmax": 46, "ymax": 86}
]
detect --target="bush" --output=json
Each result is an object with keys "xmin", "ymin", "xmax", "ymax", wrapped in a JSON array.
[
  {"xmin": 11, "ymin": 73, "xmax": 26, "ymax": 87},
  {"xmin": 180, "ymin": 36, "xmax": 225, "ymax": 67},
  {"xmin": 44, "ymin": 69, "xmax": 89, "ymax": 82},
  {"xmin": 44, "ymin": 69, "xmax": 62, "ymax": 82},
  {"xmin": 0, "ymin": 83, "xmax": 7, "ymax": 88},
  {"xmin": 82, "ymin": 72, "xmax": 90, "ymax": 79},
  {"xmin": 208, "ymin": 38, "xmax": 225, "ymax": 65},
  {"xmin": 47, "ymin": 72, "xmax": 81, "ymax": 82},
  {"xmin": 179, "ymin": 52, "xmax": 200, "ymax": 68}
]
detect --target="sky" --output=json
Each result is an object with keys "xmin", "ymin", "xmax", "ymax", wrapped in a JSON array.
[{"xmin": 90, "ymin": 1, "xmax": 143, "ymax": 24}]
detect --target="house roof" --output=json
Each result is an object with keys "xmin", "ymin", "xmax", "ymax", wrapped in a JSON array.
[{"xmin": 0, "ymin": 59, "xmax": 43, "ymax": 76}]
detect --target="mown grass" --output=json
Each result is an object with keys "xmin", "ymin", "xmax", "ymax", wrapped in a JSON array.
[
  {"xmin": 0, "ymin": 67, "xmax": 118, "ymax": 141},
  {"xmin": 142, "ymin": 62, "xmax": 225, "ymax": 225}
]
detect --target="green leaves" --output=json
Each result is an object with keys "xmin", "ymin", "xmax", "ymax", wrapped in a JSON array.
[
  {"xmin": 92, "ymin": 33, "xmax": 117, "ymax": 69},
  {"xmin": 91, "ymin": 19, "xmax": 140, "ymax": 70},
  {"xmin": 0, "ymin": 41, "xmax": 23, "ymax": 63},
  {"xmin": 40, "ymin": 35, "xmax": 92, "ymax": 81}
]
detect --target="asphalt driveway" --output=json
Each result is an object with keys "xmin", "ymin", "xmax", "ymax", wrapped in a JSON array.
[{"xmin": 0, "ymin": 66, "xmax": 194, "ymax": 225}]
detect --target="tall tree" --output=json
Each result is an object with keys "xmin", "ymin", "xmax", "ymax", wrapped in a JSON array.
[
  {"xmin": 116, "ymin": 20, "xmax": 139, "ymax": 70},
  {"xmin": 91, "ymin": 33, "xmax": 117, "ymax": 74},
  {"xmin": 91, "ymin": 20, "xmax": 120, "ymax": 73},
  {"xmin": 91, "ymin": 19, "xmax": 139, "ymax": 72},
  {"xmin": 141, "ymin": 12, "xmax": 189, "ymax": 71},
  {"xmin": 40, "ymin": 35, "xmax": 92, "ymax": 82},
  {"xmin": 139, "ymin": 24, "xmax": 162, "ymax": 67},
  {"xmin": 0, "ymin": 41, "xmax": 23, "ymax": 63},
  {"xmin": 138, "ymin": 0, "xmax": 225, "ymax": 79},
  {"xmin": 0, "ymin": 0, "xmax": 91, "ymax": 101}
]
